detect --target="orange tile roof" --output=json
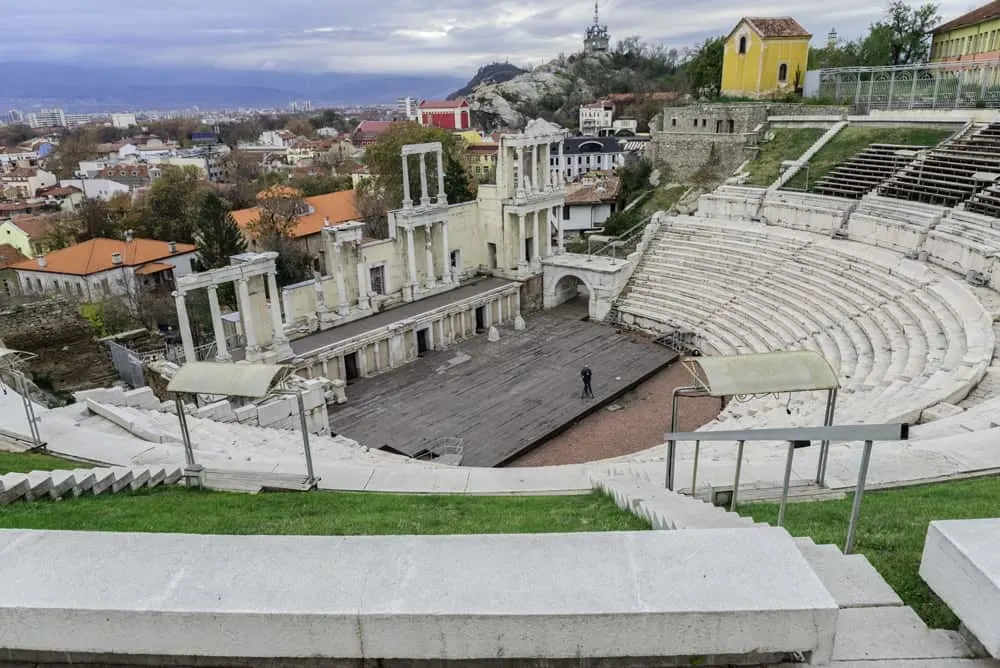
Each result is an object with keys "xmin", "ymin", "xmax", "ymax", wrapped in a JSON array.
[
  {"xmin": 231, "ymin": 189, "xmax": 360, "ymax": 239},
  {"xmin": 935, "ymin": 0, "xmax": 1000, "ymax": 32},
  {"xmin": 134, "ymin": 261, "xmax": 174, "ymax": 275},
  {"xmin": 12, "ymin": 237, "xmax": 196, "ymax": 276},
  {"xmin": 10, "ymin": 214, "xmax": 57, "ymax": 239}
]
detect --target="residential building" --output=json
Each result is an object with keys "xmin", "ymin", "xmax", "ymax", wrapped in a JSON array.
[
  {"xmin": 97, "ymin": 164, "xmax": 153, "ymax": 190},
  {"xmin": 561, "ymin": 171, "xmax": 622, "ymax": 235},
  {"xmin": 287, "ymin": 138, "xmax": 336, "ymax": 166},
  {"xmin": 36, "ymin": 185, "xmax": 84, "ymax": 212},
  {"xmin": 316, "ymin": 127, "xmax": 341, "ymax": 138},
  {"xmin": 418, "ymin": 100, "xmax": 471, "ymax": 131},
  {"xmin": 26, "ymin": 108, "xmax": 66, "ymax": 129},
  {"xmin": 111, "ymin": 113, "xmax": 138, "ymax": 129},
  {"xmin": 466, "ymin": 142, "xmax": 499, "ymax": 182},
  {"xmin": 0, "ymin": 167, "xmax": 57, "ymax": 199},
  {"xmin": 579, "ymin": 101, "xmax": 615, "ymax": 134},
  {"xmin": 552, "ymin": 136, "xmax": 626, "ymax": 181},
  {"xmin": 931, "ymin": 0, "xmax": 1000, "ymax": 62},
  {"xmin": 612, "ymin": 118, "xmax": 639, "ymax": 134},
  {"xmin": 351, "ymin": 120, "xmax": 398, "ymax": 148},
  {"xmin": 60, "ymin": 178, "xmax": 131, "ymax": 200},
  {"xmin": 721, "ymin": 17, "xmax": 811, "ymax": 98},
  {"xmin": 231, "ymin": 188, "xmax": 361, "ymax": 260},
  {"xmin": 1, "ymin": 214, "xmax": 69, "ymax": 257},
  {"xmin": 0, "ymin": 218, "xmax": 41, "ymax": 258},
  {"xmin": 11, "ymin": 236, "xmax": 197, "ymax": 301}
]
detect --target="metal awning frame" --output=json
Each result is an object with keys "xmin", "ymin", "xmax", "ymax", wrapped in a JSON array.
[
  {"xmin": 666, "ymin": 352, "xmax": 842, "ymax": 492},
  {"xmin": 167, "ymin": 362, "xmax": 318, "ymax": 489}
]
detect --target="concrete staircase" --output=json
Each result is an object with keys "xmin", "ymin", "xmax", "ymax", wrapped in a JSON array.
[
  {"xmin": 0, "ymin": 465, "xmax": 182, "ymax": 505},
  {"xmin": 596, "ymin": 474, "xmax": 1000, "ymax": 667}
]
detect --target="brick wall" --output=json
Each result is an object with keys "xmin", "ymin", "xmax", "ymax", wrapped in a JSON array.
[{"xmin": 0, "ymin": 296, "xmax": 116, "ymax": 393}]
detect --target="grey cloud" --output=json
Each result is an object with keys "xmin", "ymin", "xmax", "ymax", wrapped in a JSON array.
[{"xmin": 2, "ymin": 0, "xmax": 981, "ymax": 75}]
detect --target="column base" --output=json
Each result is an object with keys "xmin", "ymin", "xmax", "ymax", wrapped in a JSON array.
[
  {"xmin": 424, "ymin": 280, "xmax": 436, "ymax": 290},
  {"xmin": 244, "ymin": 345, "xmax": 264, "ymax": 363},
  {"xmin": 358, "ymin": 296, "xmax": 371, "ymax": 310},
  {"xmin": 514, "ymin": 314, "xmax": 526, "ymax": 331},
  {"xmin": 402, "ymin": 285, "xmax": 415, "ymax": 302},
  {"xmin": 268, "ymin": 339, "xmax": 294, "ymax": 362},
  {"xmin": 214, "ymin": 353, "xmax": 232, "ymax": 363},
  {"xmin": 337, "ymin": 305, "xmax": 350, "ymax": 316}
]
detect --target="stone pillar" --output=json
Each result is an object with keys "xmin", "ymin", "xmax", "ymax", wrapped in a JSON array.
[
  {"xmin": 424, "ymin": 227, "xmax": 435, "ymax": 289},
  {"xmin": 517, "ymin": 213, "xmax": 527, "ymax": 269},
  {"xmin": 557, "ymin": 205, "xmax": 565, "ymax": 253},
  {"xmin": 237, "ymin": 278, "xmax": 260, "ymax": 359},
  {"xmin": 405, "ymin": 226, "xmax": 417, "ymax": 301},
  {"xmin": 436, "ymin": 149, "xmax": 447, "ymax": 205},
  {"xmin": 532, "ymin": 144, "xmax": 539, "ymax": 193},
  {"xmin": 419, "ymin": 153, "xmax": 431, "ymax": 206},
  {"xmin": 514, "ymin": 289, "xmax": 526, "ymax": 330},
  {"xmin": 440, "ymin": 221, "xmax": 452, "ymax": 283},
  {"xmin": 401, "ymin": 154, "xmax": 411, "ymax": 208},
  {"xmin": 267, "ymin": 270, "xmax": 291, "ymax": 359},
  {"xmin": 532, "ymin": 210, "xmax": 541, "ymax": 266},
  {"xmin": 355, "ymin": 244, "xmax": 370, "ymax": 310},
  {"xmin": 206, "ymin": 285, "xmax": 231, "ymax": 362},
  {"xmin": 333, "ymin": 241, "xmax": 348, "ymax": 315},
  {"xmin": 515, "ymin": 146, "xmax": 525, "ymax": 197},
  {"xmin": 173, "ymin": 290, "xmax": 196, "ymax": 364},
  {"xmin": 558, "ymin": 141, "xmax": 564, "ymax": 184}
]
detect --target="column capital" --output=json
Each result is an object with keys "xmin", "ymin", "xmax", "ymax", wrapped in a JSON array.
[
  {"xmin": 206, "ymin": 283, "xmax": 219, "ymax": 293},
  {"xmin": 172, "ymin": 289, "xmax": 186, "ymax": 299}
]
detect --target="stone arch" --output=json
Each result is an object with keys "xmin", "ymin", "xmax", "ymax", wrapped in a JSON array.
[{"xmin": 546, "ymin": 271, "xmax": 594, "ymax": 311}]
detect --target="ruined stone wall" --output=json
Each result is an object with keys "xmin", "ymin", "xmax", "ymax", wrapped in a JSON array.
[{"xmin": 0, "ymin": 296, "xmax": 117, "ymax": 393}]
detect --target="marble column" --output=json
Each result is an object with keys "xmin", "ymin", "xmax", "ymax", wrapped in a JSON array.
[
  {"xmin": 333, "ymin": 241, "xmax": 348, "ymax": 315},
  {"xmin": 532, "ymin": 210, "xmax": 541, "ymax": 266},
  {"xmin": 517, "ymin": 213, "xmax": 527, "ymax": 268},
  {"xmin": 532, "ymin": 144, "xmax": 539, "ymax": 194},
  {"xmin": 206, "ymin": 285, "xmax": 231, "ymax": 362},
  {"xmin": 236, "ymin": 278, "xmax": 260, "ymax": 358},
  {"xmin": 266, "ymin": 271, "xmax": 291, "ymax": 356},
  {"xmin": 436, "ymin": 150, "xmax": 447, "ymax": 205},
  {"xmin": 406, "ymin": 227, "xmax": 417, "ymax": 287},
  {"xmin": 424, "ymin": 227, "xmax": 435, "ymax": 289},
  {"xmin": 173, "ymin": 290, "xmax": 196, "ymax": 364},
  {"xmin": 515, "ymin": 146, "xmax": 525, "ymax": 197},
  {"xmin": 419, "ymin": 154, "xmax": 431, "ymax": 206},
  {"xmin": 355, "ymin": 244, "xmax": 370, "ymax": 310},
  {"xmin": 440, "ymin": 221, "xmax": 452, "ymax": 283},
  {"xmin": 557, "ymin": 206, "xmax": 565, "ymax": 253},
  {"xmin": 313, "ymin": 270, "xmax": 328, "ymax": 320},
  {"xmin": 558, "ymin": 141, "xmax": 564, "ymax": 185},
  {"xmin": 401, "ymin": 154, "xmax": 411, "ymax": 208}
]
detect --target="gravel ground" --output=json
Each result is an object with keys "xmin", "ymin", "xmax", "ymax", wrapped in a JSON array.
[{"xmin": 507, "ymin": 363, "xmax": 722, "ymax": 467}]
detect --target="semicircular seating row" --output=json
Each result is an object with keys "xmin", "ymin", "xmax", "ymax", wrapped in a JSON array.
[{"xmin": 616, "ymin": 216, "xmax": 995, "ymax": 430}]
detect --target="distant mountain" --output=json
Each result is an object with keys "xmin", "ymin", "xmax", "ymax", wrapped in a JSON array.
[
  {"xmin": 448, "ymin": 62, "xmax": 529, "ymax": 100},
  {"xmin": 0, "ymin": 62, "xmax": 467, "ymax": 111}
]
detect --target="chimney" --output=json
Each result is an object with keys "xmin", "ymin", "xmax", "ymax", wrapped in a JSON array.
[
  {"xmin": 124, "ymin": 229, "xmax": 134, "ymax": 243},
  {"xmin": 168, "ymin": 241, "xmax": 177, "ymax": 254},
  {"xmin": 324, "ymin": 216, "xmax": 331, "ymax": 227},
  {"xmin": 37, "ymin": 254, "xmax": 47, "ymax": 268},
  {"xmin": 111, "ymin": 252, "xmax": 123, "ymax": 265}
]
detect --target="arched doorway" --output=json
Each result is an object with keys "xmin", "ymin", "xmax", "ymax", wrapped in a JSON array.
[{"xmin": 550, "ymin": 274, "xmax": 592, "ymax": 310}]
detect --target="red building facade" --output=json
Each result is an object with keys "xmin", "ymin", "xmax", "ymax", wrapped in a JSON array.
[{"xmin": 418, "ymin": 100, "xmax": 471, "ymax": 130}]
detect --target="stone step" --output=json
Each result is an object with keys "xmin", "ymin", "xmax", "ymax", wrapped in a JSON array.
[
  {"xmin": 25, "ymin": 471, "xmax": 55, "ymax": 500},
  {"xmin": 832, "ymin": 607, "xmax": 974, "ymax": 662},
  {"xmin": 86, "ymin": 468, "xmax": 117, "ymax": 496},
  {"xmin": 0, "ymin": 473, "xmax": 30, "ymax": 505},
  {"xmin": 794, "ymin": 539, "xmax": 903, "ymax": 608},
  {"xmin": 49, "ymin": 470, "xmax": 80, "ymax": 498}
]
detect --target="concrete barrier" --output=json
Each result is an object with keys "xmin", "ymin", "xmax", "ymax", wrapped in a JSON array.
[
  {"xmin": 920, "ymin": 518, "xmax": 1000, "ymax": 658},
  {"xmin": 0, "ymin": 527, "xmax": 838, "ymax": 664}
]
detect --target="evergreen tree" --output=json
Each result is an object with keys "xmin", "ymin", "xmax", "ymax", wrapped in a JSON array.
[
  {"xmin": 194, "ymin": 192, "xmax": 246, "ymax": 270},
  {"xmin": 444, "ymin": 154, "xmax": 475, "ymax": 204}
]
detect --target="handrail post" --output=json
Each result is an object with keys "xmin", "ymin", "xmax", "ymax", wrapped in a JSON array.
[
  {"xmin": 844, "ymin": 439, "xmax": 874, "ymax": 555},
  {"xmin": 690, "ymin": 440, "xmax": 701, "ymax": 496},
  {"xmin": 730, "ymin": 439, "xmax": 745, "ymax": 511},
  {"xmin": 296, "ymin": 390, "xmax": 317, "ymax": 487},
  {"xmin": 777, "ymin": 440, "xmax": 796, "ymax": 527},
  {"xmin": 816, "ymin": 388, "xmax": 838, "ymax": 486}
]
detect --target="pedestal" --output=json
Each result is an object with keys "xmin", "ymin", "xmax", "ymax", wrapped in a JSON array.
[
  {"xmin": 514, "ymin": 315, "xmax": 526, "ymax": 330},
  {"xmin": 402, "ymin": 284, "xmax": 415, "ymax": 302},
  {"xmin": 487, "ymin": 326, "xmax": 500, "ymax": 342}
]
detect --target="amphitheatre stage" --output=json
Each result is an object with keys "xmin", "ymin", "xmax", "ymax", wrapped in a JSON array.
[{"xmin": 329, "ymin": 299, "xmax": 676, "ymax": 467}]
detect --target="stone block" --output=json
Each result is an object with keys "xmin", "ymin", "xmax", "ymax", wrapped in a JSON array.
[
  {"xmin": 329, "ymin": 379, "xmax": 347, "ymax": 404},
  {"xmin": 920, "ymin": 519, "xmax": 1000, "ymax": 658},
  {"xmin": 487, "ymin": 325, "xmax": 500, "ymax": 342},
  {"xmin": 0, "ymin": 528, "xmax": 837, "ymax": 663},
  {"xmin": 195, "ymin": 400, "xmax": 236, "ymax": 422},
  {"xmin": 233, "ymin": 405, "xmax": 259, "ymax": 425},
  {"xmin": 123, "ymin": 387, "xmax": 160, "ymax": 410},
  {"xmin": 256, "ymin": 398, "xmax": 292, "ymax": 427},
  {"xmin": 919, "ymin": 402, "xmax": 965, "ymax": 424}
]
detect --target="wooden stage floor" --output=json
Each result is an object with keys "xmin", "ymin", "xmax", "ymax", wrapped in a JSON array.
[{"xmin": 329, "ymin": 300, "xmax": 677, "ymax": 467}]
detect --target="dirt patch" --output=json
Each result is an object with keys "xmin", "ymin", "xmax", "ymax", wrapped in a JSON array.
[{"xmin": 507, "ymin": 362, "xmax": 722, "ymax": 467}]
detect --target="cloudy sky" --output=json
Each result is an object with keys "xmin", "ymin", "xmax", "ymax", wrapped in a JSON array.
[{"xmin": 3, "ymin": 0, "xmax": 984, "ymax": 75}]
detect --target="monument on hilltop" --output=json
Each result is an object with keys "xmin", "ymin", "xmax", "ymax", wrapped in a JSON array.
[{"xmin": 584, "ymin": 0, "xmax": 610, "ymax": 54}]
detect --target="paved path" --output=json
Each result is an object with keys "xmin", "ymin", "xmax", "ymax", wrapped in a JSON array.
[{"xmin": 329, "ymin": 301, "xmax": 675, "ymax": 466}]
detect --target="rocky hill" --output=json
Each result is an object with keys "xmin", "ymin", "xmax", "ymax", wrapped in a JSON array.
[
  {"xmin": 448, "ymin": 62, "xmax": 528, "ymax": 100},
  {"xmin": 461, "ymin": 43, "xmax": 685, "ymax": 130}
]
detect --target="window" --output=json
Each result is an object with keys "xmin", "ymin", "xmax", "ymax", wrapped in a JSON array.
[
  {"xmin": 369, "ymin": 265, "xmax": 386, "ymax": 295},
  {"xmin": 692, "ymin": 118, "xmax": 698, "ymax": 128},
  {"xmin": 671, "ymin": 117, "xmax": 677, "ymax": 127},
  {"xmin": 778, "ymin": 63, "xmax": 788, "ymax": 83},
  {"xmin": 563, "ymin": 206, "xmax": 571, "ymax": 220},
  {"xmin": 701, "ymin": 119, "xmax": 707, "ymax": 127},
  {"xmin": 738, "ymin": 36, "xmax": 747, "ymax": 54},
  {"xmin": 76, "ymin": 283, "xmax": 83, "ymax": 296},
  {"xmin": 728, "ymin": 119, "xmax": 735, "ymax": 133}
]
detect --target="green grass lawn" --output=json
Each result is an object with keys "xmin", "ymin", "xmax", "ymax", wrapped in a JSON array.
[
  {"xmin": 0, "ymin": 449, "xmax": 77, "ymax": 474},
  {"xmin": 640, "ymin": 184, "xmax": 687, "ymax": 216},
  {"xmin": 784, "ymin": 126, "xmax": 955, "ymax": 191},
  {"xmin": 743, "ymin": 128, "xmax": 825, "ymax": 186},
  {"xmin": 739, "ymin": 476, "xmax": 1000, "ymax": 630},
  {"xmin": 0, "ymin": 486, "xmax": 649, "ymax": 536}
]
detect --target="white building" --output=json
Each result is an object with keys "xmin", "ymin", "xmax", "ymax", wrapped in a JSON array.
[
  {"xmin": 579, "ymin": 101, "xmax": 614, "ymax": 134},
  {"xmin": 60, "ymin": 178, "xmax": 131, "ymax": 200},
  {"xmin": 561, "ymin": 172, "xmax": 622, "ymax": 236},
  {"xmin": 111, "ymin": 113, "xmax": 138, "ymax": 129},
  {"xmin": 26, "ymin": 108, "xmax": 66, "ymax": 129},
  {"xmin": 12, "ymin": 236, "xmax": 197, "ymax": 303},
  {"xmin": 552, "ymin": 136, "xmax": 626, "ymax": 181}
]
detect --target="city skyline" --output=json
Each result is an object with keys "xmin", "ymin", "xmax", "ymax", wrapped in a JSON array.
[{"xmin": 3, "ymin": 0, "xmax": 982, "ymax": 77}]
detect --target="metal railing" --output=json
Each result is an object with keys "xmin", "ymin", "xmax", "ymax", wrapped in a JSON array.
[
  {"xmin": 587, "ymin": 215, "xmax": 653, "ymax": 260},
  {"xmin": 663, "ymin": 422, "xmax": 910, "ymax": 554}
]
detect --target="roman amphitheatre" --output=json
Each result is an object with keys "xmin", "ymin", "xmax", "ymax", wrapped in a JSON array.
[{"xmin": 3, "ymin": 109, "xmax": 1000, "ymax": 667}]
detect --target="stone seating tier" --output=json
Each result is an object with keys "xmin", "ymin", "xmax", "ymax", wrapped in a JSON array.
[
  {"xmin": 616, "ymin": 216, "xmax": 992, "ymax": 430},
  {"xmin": 814, "ymin": 142, "xmax": 931, "ymax": 199}
]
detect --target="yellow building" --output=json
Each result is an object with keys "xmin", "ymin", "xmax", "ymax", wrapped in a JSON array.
[
  {"xmin": 721, "ymin": 17, "xmax": 811, "ymax": 98},
  {"xmin": 930, "ymin": 0, "xmax": 1000, "ymax": 62}
]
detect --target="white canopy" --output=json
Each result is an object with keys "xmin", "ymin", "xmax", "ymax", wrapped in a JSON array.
[
  {"xmin": 681, "ymin": 350, "xmax": 839, "ymax": 398},
  {"xmin": 166, "ymin": 362, "xmax": 292, "ymax": 399}
]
